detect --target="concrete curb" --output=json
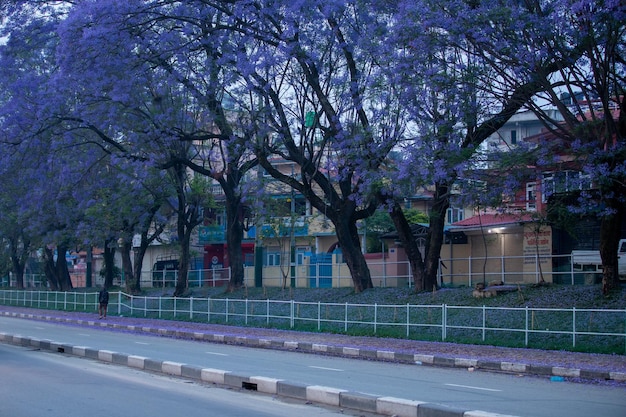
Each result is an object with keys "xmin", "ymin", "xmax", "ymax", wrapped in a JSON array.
[
  {"xmin": 2, "ymin": 310, "xmax": 625, "ymax": 383},
  {"xmin": 0, "ymin": 331, "xmax": 521, "ymax": 417}
]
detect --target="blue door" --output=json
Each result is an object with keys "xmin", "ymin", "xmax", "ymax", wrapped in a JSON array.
[{"xmin": 309, "ymin": 253, "xmax": 332, "ymax": 288}]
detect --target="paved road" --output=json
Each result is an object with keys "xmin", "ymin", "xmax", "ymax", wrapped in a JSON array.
[
  {"xmin": 0, "ymin": 343, "xmax": 365, "ymax": 417},
  {"xmin": 1, "ymin": 315, "xmax": 625, "ymax": 417}
]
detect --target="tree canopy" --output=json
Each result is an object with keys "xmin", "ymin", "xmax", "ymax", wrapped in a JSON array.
[{"xmin": 0, "ymin": 0, "xmax": 623, "ymax": 293}]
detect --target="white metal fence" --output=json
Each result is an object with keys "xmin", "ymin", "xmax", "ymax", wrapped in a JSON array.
[
  {"xmin": 1, "ymin": 289, "xmax": 624, "ymax": 353},
  {"xmin": 437, "ymin": 253, "xmax": 595, "ymax": 287},
  {"xmin": 2, "ymin": 253, "xmax": 607, "ymax": 290}
]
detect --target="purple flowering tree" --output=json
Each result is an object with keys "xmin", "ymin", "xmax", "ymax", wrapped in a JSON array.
[
  {"xmin": 0, "ymin": 3, "xmax": 79, "ymax": 291},
  {"xmin": 449, "ymin": 1, "xmax": 625, "ymax": 294},
  {"xmin": 55, "ymin": 0, "xmax": 262, "ymax": 292},
  {"xmin": 518, "ymin": 1, "xmax": 626, "ymax": 294},
  {"xmin": 1, "ymin": 1, "xmax": 186, "ymax": 292},
  {"xmin": 229, "ymin": 1, "xmax": 407, "ymax": 292},
  {"xmin": 381, "ymin": 0, "xmax": 596, "ymax": 291}
]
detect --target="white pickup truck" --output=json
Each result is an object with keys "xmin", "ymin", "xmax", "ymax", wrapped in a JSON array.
[{"xmin": 572, "ymin": 238, "xmax": 626, "ymax": 278}]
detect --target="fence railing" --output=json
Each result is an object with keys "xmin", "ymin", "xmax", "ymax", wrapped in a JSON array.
[
  {"xmin": 1, "ymin": 289, "xmax": 624, "ymax": 353},
  {"xmin": 437, "ymin": 253, "xmax": 593, "ymax": 287},
  {"xmin": 5, "ymin": 254, "xmax": 604, "ymax": 290}
]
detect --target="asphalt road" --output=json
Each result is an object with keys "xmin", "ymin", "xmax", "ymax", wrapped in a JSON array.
[
  {"xmin": 0, "ymin": 343, "xmax": 367, "ymax": 417},
  {"xmin": 1, "ymin": 315, "xmax": 625, "ymax": 417}
]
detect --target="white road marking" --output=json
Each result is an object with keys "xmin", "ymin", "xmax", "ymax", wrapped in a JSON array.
[
  {"xmin": 206, "ymin": 351, "xmax": 228, "ymax": 356},
  {"xmin": 308, "ymin": 366, "xmax": 344, "ymax": 372},
  {"xmin": 78, "ymin": 334, "xmax": 91, "ymax": 337},
  {"xmin": 135, "ymin": 342, "xmax": 150, "ymax": 345},
  {"xmin": 445, "ymin": 383, "xmax": 502, "ymax": 392}
]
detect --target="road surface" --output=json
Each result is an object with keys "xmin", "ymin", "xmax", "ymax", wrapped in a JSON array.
[{"xmin": 1, "ymin": 315, "xmax": 625, "ymax": 417}]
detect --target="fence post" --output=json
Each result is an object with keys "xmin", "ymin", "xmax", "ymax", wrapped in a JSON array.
[
  {"xmin": 406, "ymin": 303, "xmax": 410, "ymax": 337},
  {"xmin": 290, "ymin": 300, "xmax": 294, "ymax": 329},
  {"xmin": 442, "ymin": 304, "xmax": 447, "ymax": 341},
  {"xmin": 226, "ymin": 298, "xmax": 229, "ymax": 323},
  {"xmin": 535, "ymin": 254, "xmax": 540, "ymax": 284},
  {"xmin": 190, "ymin": 297, "xmax": 193, "ymax": 320},
  {"xmin": 572, "ymin": 307, "xmax": 576, "ymax": 348},
  {"xmin": 345, "ymin": 302, "xmax": 348, "ymax": 332},
  {"xmin": 316, "ymin": 264, "xmax": 320, "ymax": 289},
  {"xmin": 374, "ymin": 303, "xmax": 378, "ymax": 334},
  {"xmin": 207, "ymin": 297, "xmax": 211, "ymax": 323},
  {"xmin": 468, "ymin": 257, "xmax": 472, "ymax": 288},
  {"xmin": 525, "ymin": 306, "xmax": 529, "ymax": 346},
  {"xmin": 317, "ymin": 301, "xmax": 321, "ymax": 331},
  {"xmin": 482, "ymin": 305, "xmax": 486, "ymax": 342},
  {"xmin": 266, "ymin": 299, "xmax": 270, "ymax": 325},
  {"xmin": 245, "ymin": 299, "xmax": 248, "ymax": 325}
]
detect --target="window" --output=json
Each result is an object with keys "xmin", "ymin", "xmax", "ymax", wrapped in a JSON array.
[
  {"xmin": 447, "ymin": 207, "xmax": 464, "ymax": 224},
  {"xmin": 526, "ymin": 182, "xmax": 536, "ymax": 211},
  {"xmin": 510, "ymin": 130, "xmax": 517, "ymax": 145},
  {"xmin": 266, "ymin": 248, "xmax": 281, "ymax": 266},
  {"xmin": 542, "ymin": 171, "xmax": 592, "ymax": 202},
  {"xmin": 296, "ymin": 247, "xmax": 307, "ymax": 265}
]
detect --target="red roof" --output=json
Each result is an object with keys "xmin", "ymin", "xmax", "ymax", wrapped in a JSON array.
[{"xmin": 452, "ymin": 213, "xmax": 533, "ymax": 228}]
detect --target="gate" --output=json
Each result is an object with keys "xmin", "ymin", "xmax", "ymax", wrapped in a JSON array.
[{"xmin": 309, "ymin": 253, "xmax": 333, "ymax": 288}]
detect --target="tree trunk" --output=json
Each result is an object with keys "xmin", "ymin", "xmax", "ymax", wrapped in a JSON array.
[
  {"xmin": 120, "ymin": 240, "xmax": 135, "ymax": 293},
  {"xmin": 423, "ymin": 183, "xmax": 450, "ymax": 292},
  {"xmin": 226, "ymin": 196, "xmax": 245, "ymax": 292},
  {"xmin": 600, "ymin": 199, "xmax": 623, "ymax": 295},
  {"xmin": 130, "ymin": 246, "xmax": 145, "ymax": 294},
  {"xmin": 387, "ymin": 201, "xmax": 426, "ymax": 291},
  {"xmin": 102, "ymin": 242, "xmax": 116, "ymax": 289},
  {"xmin": 174, "ymin": 219, "xmax": 191, "ymax": 297},
  {"xmin": 333, "ymin": 208, "xmax": 373, "ymax": 292},
  {"xmin": 56, "ymin": 244, "xmax": 73, "ymax": 291},
  {"xmin": 42, "ymin": 247, "xmax": 59, "ymax": 291},
  {"xmin": 131, "ymin": 233, "xmax": 152, "ymax": 294},
  {"xmin": 11, "ymin": 254, "xmax": 25, "ymax": 289},
  {"xmin": 9, "ymin": 236, "xmax": 29, "ymax": 289}
]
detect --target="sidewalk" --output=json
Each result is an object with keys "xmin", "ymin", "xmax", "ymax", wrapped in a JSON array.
[{"xmin": 2, "ymin": 305, "xmax": 626, "ymax": 384}]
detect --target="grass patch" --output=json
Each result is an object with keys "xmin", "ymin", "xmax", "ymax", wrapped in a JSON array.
[{"xmin": 2, "ymin": 283, "xmax": 625, "ymax": 354}]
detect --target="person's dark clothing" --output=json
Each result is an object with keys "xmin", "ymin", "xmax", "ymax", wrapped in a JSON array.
[{"xmin": 99, "ymin": 289, "xmax": 109, "ymax": 305}]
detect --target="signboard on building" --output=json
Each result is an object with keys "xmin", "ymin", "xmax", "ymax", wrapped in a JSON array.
[
  {"xmin": 199, "ymin": 225, "xmax": 225, "ymax": 243},
  {"xmin": 523, "ymin": 224, "xmax": 552, "ymax": 281}
]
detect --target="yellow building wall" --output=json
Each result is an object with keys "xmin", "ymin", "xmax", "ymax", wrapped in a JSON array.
[{"xmin": 441, "ymin": 223, "xmax": 552, "ymax": 286}]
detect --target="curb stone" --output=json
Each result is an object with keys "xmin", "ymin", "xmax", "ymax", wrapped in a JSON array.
[
  {"xmin": 2, "ymin": 310, "xmax": 626, "ymax": 383},
  {"xmin": 0, "ymin": 311, "xmax": 626, "ymax": 382},
  {"xmin": 0, "ymin": 331, "xmax": 522, "ymax": 417}
]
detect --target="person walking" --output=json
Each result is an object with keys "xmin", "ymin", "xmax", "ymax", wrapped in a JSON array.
[{"xmin": 98, "ymin": 286, "xmax": 109, "ymax": 319}]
